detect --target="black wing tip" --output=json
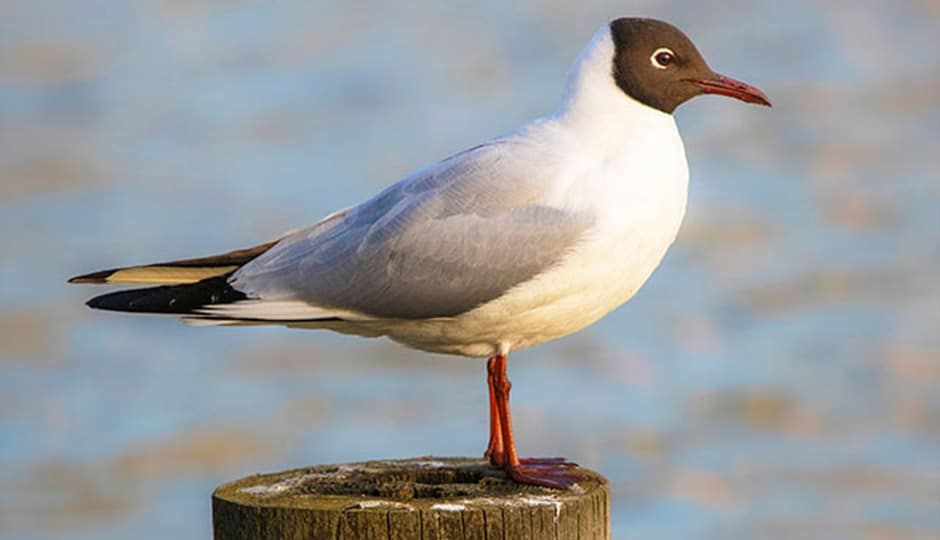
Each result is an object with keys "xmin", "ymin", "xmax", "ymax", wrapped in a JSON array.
[
  {"xmin": 85, "ymin": 285, "xmax": 174, "ymax": 313},
  {"xmin": 83, "ymin": 276, "xmax": 247, "ymax": 314},
  {"xmin": 85, "ymin": 293, "xmax": 117, "ymax": 310}
]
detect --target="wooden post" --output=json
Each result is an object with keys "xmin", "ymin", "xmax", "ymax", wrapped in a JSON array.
[{"xmin": 213, "ymin": 456, "xmax": 609, "ymax": 540}]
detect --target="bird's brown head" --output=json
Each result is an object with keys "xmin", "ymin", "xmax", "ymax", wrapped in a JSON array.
[{"xmin": 609, "ymin": 18, "xmax": 771, "ymax": 114}]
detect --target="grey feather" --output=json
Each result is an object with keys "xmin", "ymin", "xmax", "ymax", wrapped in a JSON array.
[{"xmin": 231, "ymin": 140, "xmax": 593, "ymax": 319}]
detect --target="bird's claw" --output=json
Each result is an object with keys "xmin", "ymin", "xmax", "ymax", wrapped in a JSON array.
[{"xmin": 507, "ymin": 463, "xmax": 585, "ymax": 490}]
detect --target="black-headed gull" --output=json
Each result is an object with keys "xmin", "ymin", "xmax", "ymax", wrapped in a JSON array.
[{"xmin": 71, "ymin": 18, "xmax": 770, "ymax": 489}]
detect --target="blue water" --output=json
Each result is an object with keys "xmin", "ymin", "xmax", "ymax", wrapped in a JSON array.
[{"xmin": 2, "ymin": 1, "xmax": 938, "ymax": 538}]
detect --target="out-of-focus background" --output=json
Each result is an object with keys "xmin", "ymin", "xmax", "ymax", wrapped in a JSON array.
[{"xmin": 1, "ymin": 0, "xmax": 938, "ymax": 538}]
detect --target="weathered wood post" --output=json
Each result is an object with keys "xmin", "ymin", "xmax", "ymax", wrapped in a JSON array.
[{"xmin": 213, "ymin": 456, "xmax": 609, "ymax": 539}]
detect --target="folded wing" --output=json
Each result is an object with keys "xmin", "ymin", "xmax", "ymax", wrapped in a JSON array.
[{"xmin": 229, "ymin": 140, "xmax": 593, "ymax": 320}]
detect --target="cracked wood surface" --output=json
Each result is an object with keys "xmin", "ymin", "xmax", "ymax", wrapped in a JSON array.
[{"xmin": 212, "ymin": 456, "xmax": 610, "ymax": 539}]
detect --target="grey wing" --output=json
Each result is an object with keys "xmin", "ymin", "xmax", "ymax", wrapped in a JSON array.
[{"xmin": 231, "ymin": 141, "xmax": 593, "ymax": 319}]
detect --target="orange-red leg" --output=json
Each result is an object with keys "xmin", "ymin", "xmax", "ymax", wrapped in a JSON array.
[
  {"xmin": 483, "ymin": 356, "xmax": 505, "ymax": 466},
  {"xmin": 483, "ymin": 354, "xmax": 582, "ymax": 489}
]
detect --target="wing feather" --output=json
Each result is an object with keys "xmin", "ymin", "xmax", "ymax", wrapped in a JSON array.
[{"xmin": 232, "ymin": 140, "xmax": 593, "ymax": 319}]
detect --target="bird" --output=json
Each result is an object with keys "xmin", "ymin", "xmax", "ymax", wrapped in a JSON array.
[{"xmin": 70, "ymin": 17, "xmax": 770, "ymax": 489}]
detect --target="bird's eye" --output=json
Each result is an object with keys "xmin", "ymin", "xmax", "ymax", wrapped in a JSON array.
[{"xmin": 651, "ymin": 48, "xmax": 675, "ymax": 69}]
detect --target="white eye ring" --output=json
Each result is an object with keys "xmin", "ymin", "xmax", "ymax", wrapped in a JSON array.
[{"xmin": 650, "ymin": 47, "xmax": 676, "ymax": 69}]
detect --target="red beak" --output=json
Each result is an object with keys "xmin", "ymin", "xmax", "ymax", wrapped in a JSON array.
[{"xmin": 687, "ymin": 73, "xmax": 771, "ymax": 107}]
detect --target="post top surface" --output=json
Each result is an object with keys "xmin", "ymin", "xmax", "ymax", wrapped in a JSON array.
[{"xmin": 214, "ymin": 456, "xmax": 607, "ymax": 513}]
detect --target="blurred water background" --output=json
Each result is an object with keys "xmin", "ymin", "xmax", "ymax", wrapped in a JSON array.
[{"xmin": 1, "ymin": 0, "xmax": 938, "ymax": 538}]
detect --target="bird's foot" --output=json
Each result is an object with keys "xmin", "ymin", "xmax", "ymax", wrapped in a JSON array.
[{"xmin": 506, "ymin": 461, "xmax": 585, "ymax": 490}]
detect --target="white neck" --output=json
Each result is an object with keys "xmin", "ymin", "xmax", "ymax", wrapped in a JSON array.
[{"xmin": 553, "ymin": 26, "xmax": 677, "ymax": 156}]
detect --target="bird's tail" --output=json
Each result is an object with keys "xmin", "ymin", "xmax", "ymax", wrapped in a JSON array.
[{"xmin": 69, "ymin": 240, "xmax": 277, "ymax": 315}]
